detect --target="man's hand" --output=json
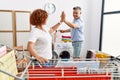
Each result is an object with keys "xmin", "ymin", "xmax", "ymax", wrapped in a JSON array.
[{"xmin": 59, "ymin": 30, "xmax": 65, "ymax": 33}]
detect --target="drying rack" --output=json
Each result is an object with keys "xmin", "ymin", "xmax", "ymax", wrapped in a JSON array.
[{"xmin": 0, "ymin": 52, "xmax": 120, "ymax": 80}]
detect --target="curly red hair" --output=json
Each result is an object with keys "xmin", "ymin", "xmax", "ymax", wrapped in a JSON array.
[{"xmin": 30, "ymin": 9, "xmax": 48, "ymax": 26}]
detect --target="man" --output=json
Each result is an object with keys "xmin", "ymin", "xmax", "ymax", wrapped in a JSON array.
[{"xmin": 60, "ymin": 6, "xmax": 84, "ymax": 59}]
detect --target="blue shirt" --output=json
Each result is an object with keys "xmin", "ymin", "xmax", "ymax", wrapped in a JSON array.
[{"xmin": 70, "ymin": 18, "xmax": 84, "ymax": 42}]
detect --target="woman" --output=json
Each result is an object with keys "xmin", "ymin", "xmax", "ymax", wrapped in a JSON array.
[{"xmin": 27, "ymin": 9, "xmax": 62, "ymax": 64}]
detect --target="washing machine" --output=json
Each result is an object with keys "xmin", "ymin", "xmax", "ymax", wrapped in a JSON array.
[{"xmin": 54, "ymin": 43, "xmax": 73, "ymax": 59}]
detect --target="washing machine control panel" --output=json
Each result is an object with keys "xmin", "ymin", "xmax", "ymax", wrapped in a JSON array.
[{"xmin": 54, "ymin": 43, "xmax": 72, "ymax": 49}]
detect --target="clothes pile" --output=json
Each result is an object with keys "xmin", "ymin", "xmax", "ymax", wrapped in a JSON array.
[{"xmin": 61, "ymin": 35, "xmax": 72, "ymax": 42}]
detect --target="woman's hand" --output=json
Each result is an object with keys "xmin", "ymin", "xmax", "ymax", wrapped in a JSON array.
[
  {"xmin": 35, "ymin": 55, "xmax": 49, "ymax": 64},
  {"xmin": 60, "ymin": 11, "xmax": 66, "ymax": 22},
  {"xmin": 27, "ymin": 42, "xmax": 49, "ymax": 64}
]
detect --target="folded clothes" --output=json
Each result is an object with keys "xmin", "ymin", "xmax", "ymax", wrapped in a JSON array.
[
  {"xmin": 62, "ymin": 35, "xmax": 71, "ymax": 38},
  {"xmin": 62, "ymin": 39, "xmax": 72, "ymax": 42},
  {"xmin": 62, "ymin": 38, "xmax": 71, "ymax": 40}
]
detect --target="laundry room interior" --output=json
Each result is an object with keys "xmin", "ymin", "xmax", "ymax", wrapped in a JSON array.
[
  {"xmin": 0, "ymin": 0, "xmax": 120, "ymax": 80},
  {"xmin": 0, "ymin": 0, "xmax": 102, "ymax": 58}
]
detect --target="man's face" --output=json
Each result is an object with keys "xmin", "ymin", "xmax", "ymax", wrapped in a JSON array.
[{"xmin": 73, "ymin": 9, "xmax": 81, "ymax": 19}]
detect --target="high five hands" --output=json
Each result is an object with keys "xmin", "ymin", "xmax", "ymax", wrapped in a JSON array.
[{"xmin": 60, "ymin": 11, "xmax": 66, "ymax": 22}]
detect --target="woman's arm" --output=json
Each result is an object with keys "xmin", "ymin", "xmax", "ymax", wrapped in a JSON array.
[
  {"xmin": 49, "ymin": 12, "xmax": 64, "ymax": 34},
  {"xmin": 49, "ymin": 22, "xmax": 62, "ymax": 34},
  {"xmin": 27, "ymin": 41, "xmax": 48, "ymax": 63}
]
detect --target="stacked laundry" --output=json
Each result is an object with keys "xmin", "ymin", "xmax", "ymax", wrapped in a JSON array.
[{"xmin": 62, "ymin": 35, "xmax": 72, "ymax": 42}]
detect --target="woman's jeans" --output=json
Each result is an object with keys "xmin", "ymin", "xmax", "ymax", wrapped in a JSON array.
[{"xmin": 72, "ymin": 41, "xmax": 83, "ymax": 57}]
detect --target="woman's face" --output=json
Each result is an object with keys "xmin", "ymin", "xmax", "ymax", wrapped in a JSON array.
[{"xmin": 73, "ymin": 9, "xmax": 81, "ymax": 19}]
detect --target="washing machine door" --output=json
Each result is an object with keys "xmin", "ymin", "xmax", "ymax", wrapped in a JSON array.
[{"xmin": 59, "ymin": 50, "xmax": 70, "ymax": 61}]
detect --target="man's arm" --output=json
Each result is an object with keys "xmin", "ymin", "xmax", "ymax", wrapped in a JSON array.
[
  {"xmin": 61, "ymin": 11, "xmax": 78, "ymax": 29},
  {"xmin": 59, "ymin": 28, "xmax": 70, "ymax": 33},
  {"xmin": 64, "ymin": 20, "xmax": 78, "ymax": 29}
]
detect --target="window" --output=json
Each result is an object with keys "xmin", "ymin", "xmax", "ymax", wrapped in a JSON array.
[
  {"xmin": 0, "ymin": 10, "xmax": 31, "ymax": 49},
  {"xmin": 100, "ymin": 0, "xmax": 120, "ymax": 57}
]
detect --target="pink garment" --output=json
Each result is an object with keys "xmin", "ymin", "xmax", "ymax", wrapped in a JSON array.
[
  {"xmin": 0, "ymin": 46, "xmax": 6, "ymax": 57},
  {"xmin": 62, "ymin": 35, "xmax": 71, "ymax": 38}
]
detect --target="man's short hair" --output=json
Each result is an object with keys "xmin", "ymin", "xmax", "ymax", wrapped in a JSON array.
[{"xmin": 73, "ymin": 6, "xmax": 81, "ymax": 10}]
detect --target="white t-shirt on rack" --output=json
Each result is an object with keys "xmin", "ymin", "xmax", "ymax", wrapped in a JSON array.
[{"xmin": 28, "ymin": 27, "xmax": 52, "ymax": 59}]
